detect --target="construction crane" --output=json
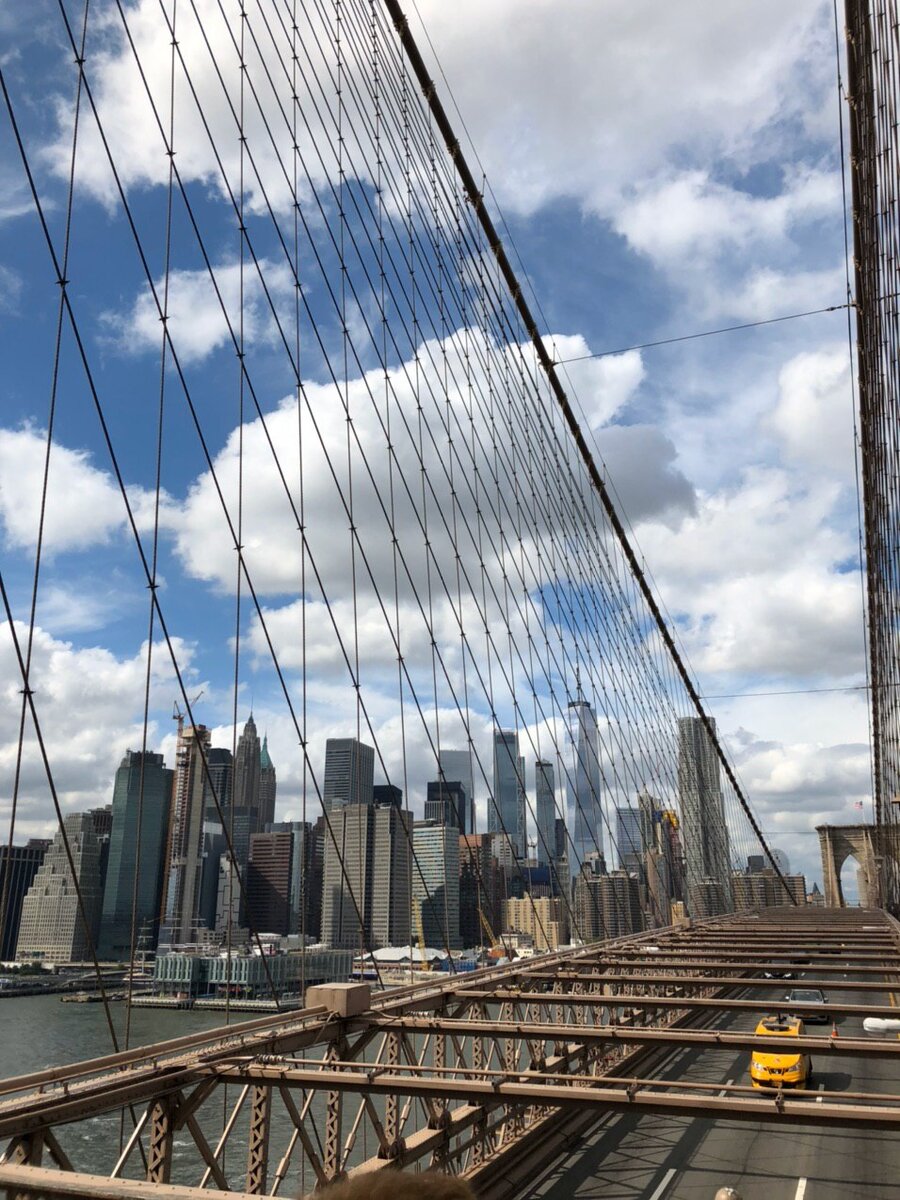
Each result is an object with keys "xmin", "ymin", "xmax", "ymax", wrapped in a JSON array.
[
  {"xmin": 172, "ymin": 690, "xmax": 205, "ymax": 734},
  {"xmin": 479, "ymin": 905, "xmax": 514, "ymax": 961}
]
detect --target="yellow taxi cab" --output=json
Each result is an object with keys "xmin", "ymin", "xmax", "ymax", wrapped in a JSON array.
[{"xmin": 749, "ymin": 1014, "xmax": 810, "ymax": 1089}]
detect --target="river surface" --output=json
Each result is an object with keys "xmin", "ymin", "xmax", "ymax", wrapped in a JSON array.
[{"xmin": 0, "ymin": 994, "xmax": 364, "ymax": 1189}]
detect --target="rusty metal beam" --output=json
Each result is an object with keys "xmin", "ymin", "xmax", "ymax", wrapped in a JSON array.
[
  {"xmin": 145, "ymin": 1097, "xmax": 174, "ymax": 1185},
  {"xmin": 245, "ymin": 1085, "xmax": 271, "ymax": 1194},
  {"xmin": 210, "ymin": 1063, "xmax": 900, "ymax": 1130},
  {"xmin": 525, "ymin": 972, "xmax": 897, "ymax": 992},
  {"xmin": 572, "ymin": 958, "xmax": 898, "ymax": 975},
  {"xmin": 446, "ymin": 990, "xmax": 900, "ymax": 1020},
  {"xmin": 0, "ymin": 1164, "xmax": 262, "ymax": 1200},
  {"xmin": 365, "ymin": 1017, "xmax": 897, "ymax": 1058}
]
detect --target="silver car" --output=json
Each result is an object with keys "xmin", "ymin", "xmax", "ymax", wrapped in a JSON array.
[{"xmin": 784, "ymin": 987, "xmax": 829, "ymax": 1023}]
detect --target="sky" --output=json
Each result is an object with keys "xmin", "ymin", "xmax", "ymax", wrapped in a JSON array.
[{"xmin": 0, "ymin": 0, "xmax": 873, "ymax": 897}]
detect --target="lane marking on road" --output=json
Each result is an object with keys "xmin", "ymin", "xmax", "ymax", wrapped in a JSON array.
[
  {"xmin": 795, "ymin": 1178, "xmax": 808, "ymax": 1200},
  {"xmin": 717, "ymin": 1077, "xmax": 735, "ymax": 1096},
  {"xmin": 816, "ymin": 1081, "xmax": 824, "ymax": 1103},
  {"xmin": 648, "ymin": 1167, "xmax": 676, "ymax": 1200}
]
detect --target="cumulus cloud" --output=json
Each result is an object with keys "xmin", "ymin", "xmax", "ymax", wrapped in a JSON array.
[
  {"xmin": 0, "ymin": 426, "xmax": 169, "ymax": 554},
  {"xmin": 596, "ymin": 424, "xmax": 696, "ymax": 528},
  {"xmin": 635, "ymin": 465, "xmax": 863, "ymax": 680},
  {"xmin": 44, "ymin": 0, "xmax": 838, "ymax": 300},
  {"xmin": 104, "ymin": 259, "xmax": 296, "ymax": 364},
  {"xmin": 550, "ymin": 340, "xmax": 645, "ymax": 427},
  {"xmin": 615, "ymin": 168, "xmax": 839, "ymax": 269},
  {"xmin": 770, "ymin": 347, "xmax": 855, "ymax": 474},
  {"xmin": 167, "ymin": 328, "xmax": 663, "ymax": 599},
  {"xmin": 0, "ymin": 621, "xmax": 198, "ymax": 839}
]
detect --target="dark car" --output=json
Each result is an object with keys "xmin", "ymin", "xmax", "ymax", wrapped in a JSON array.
[{"xmin": 784, "ymin": 987, "xmax": 829, "ymax": 1023}]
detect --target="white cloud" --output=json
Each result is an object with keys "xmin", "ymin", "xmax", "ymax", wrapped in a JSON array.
[
  {"xmin": 724, "ymin": 265, "xmax": 846, "ymax": 322},
  {"xmin": 44, "ymin": 0, "xmax": 837, "ymax": 290},
  {"xmin": 615, "ymin": 168, "xmax": 839, "ymax": 268},
  {"xmin": 104, "ymin": 259, "xmax": 296, "ymax": 364},
  {"xmin": 410, "ymin": 1, "xmax": 832, "ymax": 217},
  {"xmin": 0, "ymin": 264, "xmax": 23, "ymax": 314},
  {"xmin": 770, "ymin": 347, "xmax": 855, "ymax": 474},
  {"xmin": 550, "ymin": 341, "xmax": 645, "ymax": 427},
  {"xmin": 632, "ymin": 465, "xmax": 863, "ymax": 680},
  {"xmin": 0, "ymin": 426, "xmax": 168, "ymax": 554},
  {"xmin": 0, "ymin": 621, "xmax": 197, "ymax": 839}
]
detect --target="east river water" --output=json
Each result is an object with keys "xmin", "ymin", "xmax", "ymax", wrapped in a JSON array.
[{"xmin": 0, "ymin": 994, "xmax": 350, "ymax": 1188}]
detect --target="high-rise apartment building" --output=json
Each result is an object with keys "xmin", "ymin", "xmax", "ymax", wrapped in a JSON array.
[
  {"xmin": 100, "ymin": 750, "xmax": 173, "ymax": 959},
  {"xmin": 732, "ymin": 868, "xmax": 808, "ymax": 910},
  {"xmin": 677, "ymin": 717, "xmax": 733, "ymax": 917},
  {"xmin": 160, "ymin": 724, "xmax": 211, "ymax": 946},
  {"xmin": 0, "ymin": 840, "xmax": 49, "ymax": 960},
  {"xmin": 502, "ymin": 895, "xmax": 566, "ymax": 951},
  {"xmin": 567, "ymin": 697, "xmax": 604, "ymax": 870},
  {"xmin": 263, "ymin": 820, "xmax": 313, "ymax": 935},
  {"xmin": 323, "ymin": 738, "xmax": 375, "ymax": 811},
  {"xmin": 17, "ymin": 810, "xmax": 108, "ymax": 964},
  {"xmin": 572, "ymin": 860, "xmax": 642, "ymax": 942},
  {"xmin": 489, "ymin": 731, "xmax": 526, "ymax": 861},
  {"xmin": 413, "ymin": 821, "xmax": 460, "ymax": 949}
]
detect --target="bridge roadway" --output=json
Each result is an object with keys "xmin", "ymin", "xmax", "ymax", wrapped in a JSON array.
[
  {"xmin": 0, "ymin": 910, "xmax": 897, "ymax": 1197},
  {"xmin": 514, "ymin": 970, "xmax": 900, "ymax": 1199}
]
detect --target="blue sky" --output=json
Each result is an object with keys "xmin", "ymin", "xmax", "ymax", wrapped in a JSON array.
[{"xmin": 0, "ymin": 0, "xmax": 873, "ymax": 894}]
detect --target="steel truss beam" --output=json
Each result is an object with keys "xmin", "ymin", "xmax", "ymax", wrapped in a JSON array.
[
  {"xmin": 210, "ymin": 1062, "xmax": 900, "ymax": 1130},
  {"xmin": 361, "ymin": 1018, "xmax": 899, "ymax": 1058},
  {"xmin": 527, "ymin": 973, "xmax": 899, "ymax": 992},
  {"xmin": 449, "ymin": 991, "xmax": 900, "ymax": 1020}
]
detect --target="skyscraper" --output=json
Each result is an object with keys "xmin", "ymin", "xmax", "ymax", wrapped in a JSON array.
[
  {"xmin": 0, "ymin": 841, "xmax": 49, "ymax": 960},
  {"xmin": 568, "ymin": 696, "xmax": 604, "ymax": 871},
  {"xmin": 615, "ymin": 806, "xmax": 644, "ymax": 875},
  {"xmin": 371, "ymin": 802, "xmax": 412, "ymax": 949},
  {"xmin": 17, "ymin": 811, "xmax": 108, "ymax": 964},
  {"xmin": 233, "ymin": 714, "xmax": 261, "ymax": 834},
  {"xmin": 534, "ymin": 760, "xmax": 556, "ymax": 866},
  {"xmin": 458, "ymin": 833, "xmax": 504, "ymax": 948},
  {"xmin": 413, "ymin": 821, "xmax": 460, "ymax": 949},
  {"xmin": 677, "ymin": 716, "xmax": 733, "ymax": 917},
  {"xmin": 160, "ymin": 724, "xmax": 211, "ymax": 946},
  {"xmin": 265, "ymin": 820, "xmax": 313, "ymax": 935},
  {"xmin": 439, "ymin": 749, "xmax": 476, "ymax": 830},
  {"xmin": 323, "ymin": 738, "xmax": 375, "ymax": 811},
  {"xmin": 258, "ymin": 735, "xmax": 277, "ymax": 827},
  {"xmin": 100, "ymin": 750, "xmax": 173, "ymax": 959},
  {"xmin": 203, "ymin": 748, "xmax": 232, "ymax": 821},
  {"xmin": 425, "ymin": 780, "xmax": 469, "ymax": 834},
  {"xmin": 321, "ymin": 795, "xmax": 411, "ymax": 950},
  {"xmin": 373, "ymin": 784, "xmax": 403, "ymax": 809},
  {"xmin": 490, "ymin": 731, "xmax": 526, "ymax": 861},
  {"xmin": 247, "ymin": 829, "xmax": 295, "ymax": 935}
]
